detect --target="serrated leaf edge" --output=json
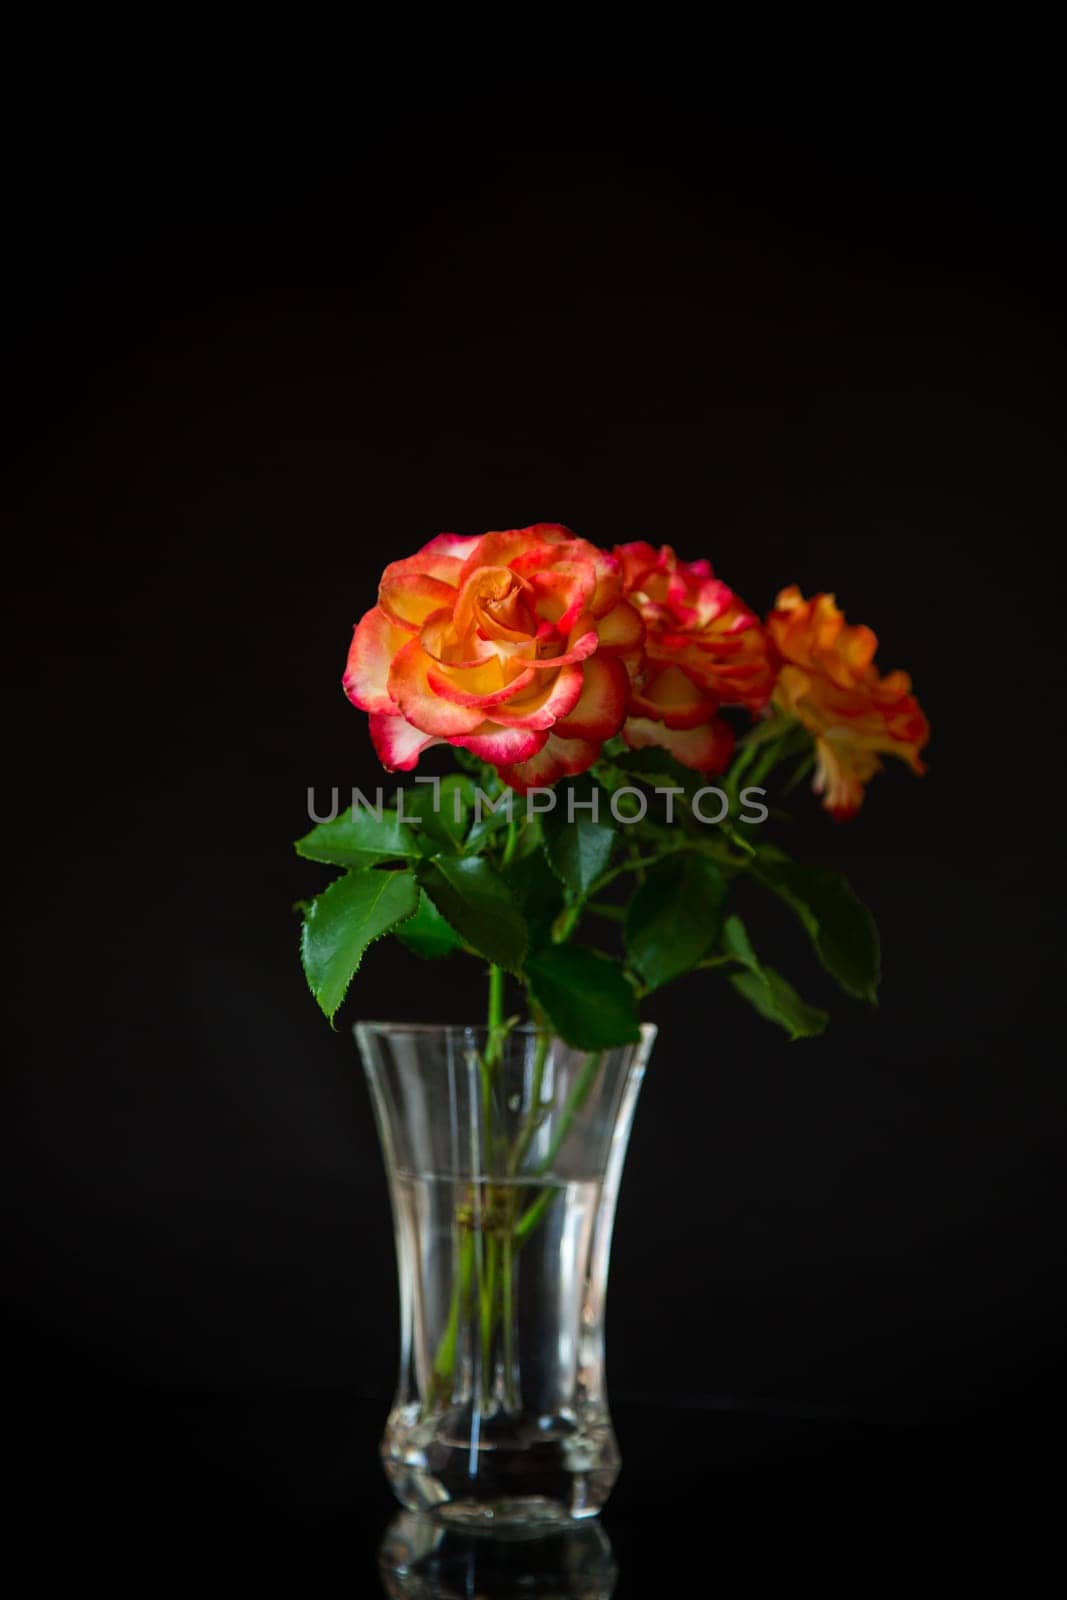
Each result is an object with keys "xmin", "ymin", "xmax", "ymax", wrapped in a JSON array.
[
  {"xmin": 300, "ymin": 868, "xmax": 420, "ymax": 1024},
  {"xmin": 416, "ymin": 859, "xmax": 528, "ymax": 975}
]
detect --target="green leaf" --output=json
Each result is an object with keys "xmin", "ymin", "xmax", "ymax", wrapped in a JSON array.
[
  {"xmin": 504, "ymin": 847, "xmax": 565, "ymax": 951},
  {"xmin": 541, "ymin": 780, "xmax": 616, "ymax": 896},
  {"xmin": 721, "ymin": 914, "xmax": 828, "ymax": 1040},
  {"xmin": 729, "ymin": 968, "xmax": 829, "ymax": 1040},
  {"xmin": 295, "ymin": 807, "xmax": 419, "ymax": 869},
  {"xmin": 300, "ymin": 868, "xmax": 420, "ymax": 1021},
  {"xmin": 606, "ymin": 747, "xmax": 703, "ymax": 798},
  {"xmin": 418, "ymin": 856, "xmax": 527, "ymax": 972},
  {"xmin": 451, "ymin": 747, "xmax": 495, "ymax": 782},
  {"xmin": 756, "ymin": 861, "xmax": 881, "ymax": 1002},
  {"xmin": 525, "ymin": 945, "xmax": 641, "ymax": 1049},
  {"xmin": 625, "ymin": 853, "xmax": 728, "ymax": 991},
  {"xmin": 465, "ymin": 785, "xmax": 514, "ymax": 853},
  {"xmin": 400, "ymin": 775, "xmax": 474, "ymax": 854},
  {"xmin": 395, "ymin": 889, "xmax": 464, "ymax": 959},
  {"xmin": 721, "ymin": 913, "xmax": 759, "ymax": 966}
]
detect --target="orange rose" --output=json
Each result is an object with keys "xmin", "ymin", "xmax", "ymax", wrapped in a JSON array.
[
  {"xmin": 344, "ymin": 524, "xmax": 643, "ymax": 791},
  {"xmin": 767, "ymin": 586, "xmax": 930, "ymax": 819},
  {"xmin": 615, "ymin": 542, "xmax": 776, "ymax": 772}
]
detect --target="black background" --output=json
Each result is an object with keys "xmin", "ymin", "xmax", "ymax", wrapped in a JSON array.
[{"xmin": 6, "ymin": 105, "xmax": 1065, "ymax": 1581}]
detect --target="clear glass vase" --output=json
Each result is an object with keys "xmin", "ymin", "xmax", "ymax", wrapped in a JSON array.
[{"xmin": 356, "ymin": 1021, "xmax": 655, "ymax": 1529}]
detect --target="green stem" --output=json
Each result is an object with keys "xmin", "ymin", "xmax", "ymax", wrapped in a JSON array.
[
  {"xmin": 514, "ymin": 1050, "xmax": 604, "ymax": 1244},
  {"xmin": 592, "ymin": 846, "xmax": 680, "ymax": 895},
  {"xmin": 501, "ymin": 1230, "xmax": 516, "ymax": 1408},
  {"xmin": 501, "ymin": 807, "xmax": 519, "ymax": 868},
  {"xmin": 487, "ymin": 964, "xmax": 505, "ymax": 1043},
  {"xmin": 585, "ymin": 902, "xmax": 626, "ymax": 923},
  {"xmin": 432, "ymin": 1233, "xmax": 473, "ymax": 1398},
  {"xmin": 781, "ymin": 751, "xmax": 816, "ymax": 796},
  {"xmin": 480, "ymin": 1232, "xmax": 497, "ymax": 1400},
  {"xmin": 508, "ymin": 1029, "xmax": 551, "ymax": 1176}
]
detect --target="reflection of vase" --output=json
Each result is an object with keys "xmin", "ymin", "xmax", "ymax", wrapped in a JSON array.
[
  {"xmin": 357, "ymin": 1022, "xmax": 655, "ymax": 1529},
  {"xmin": 378, "ymin": 1511, "xmax": 618, "ymax": 1599}
]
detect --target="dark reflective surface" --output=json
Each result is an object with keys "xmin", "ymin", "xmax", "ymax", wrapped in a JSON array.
[
  {"xmin": 8, "ymin": 1387, "xmax": 1059, "ymax": 1585},
  {"xmin": 379, "ymin": 1512, "xmax": 617, "ymax": 1599}
]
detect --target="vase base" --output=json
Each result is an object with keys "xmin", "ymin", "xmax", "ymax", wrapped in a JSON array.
[
  {"xmin": 383, "ymin": 1400, "xmax": 621, "ymax": 1527},
  {"xmin": 384, "ymin": 1437, "xmax": 618, "ymax": 1528},
  {"xmin": 433, "ymin": 1495, "xmax": 597, "ymax": 1529}
]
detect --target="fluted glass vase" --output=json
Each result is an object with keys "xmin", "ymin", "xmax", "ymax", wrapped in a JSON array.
[{"xmin": 356, "ymin": 1021, "xmax": 655, "ymax": 1529}]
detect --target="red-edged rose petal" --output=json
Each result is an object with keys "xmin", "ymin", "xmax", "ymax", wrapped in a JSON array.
[
  {"xmin": 515, "ymin": 628, "xmax": 599, "ymax": 668},
  {"xmin": 459, "ymin": 525, "xmax": 572, "ymax": 582},
  {"xmin": 554, "ymin": 655, "xmax": 629, "ymax": 741},
  {"xmin": 516, "ymin": 540, "xmax": 623, "ymax": 615},
  {"xmin": 451, "ymin": 722, "xmax": 549, "ymax": 764},
  {"xmin": 380, "ymin": 551, "xmax": 466, "ymax": 589},
  {"xmin": 496, "ymin": 733, "xmax": 602, "ymax": 794},
  {"xmin": 426, "ymin": 659, "xmax": 537, "ymax": 709},
  {"xmin": 527, "ymin": 562, "xmax": 598, "ymax": 633},
  {"xmin": 388, "ymin": 638, "xmax": 486, "ymax": 736},
  {"xmin": 379, "ymin": 572, "xmax": 459, "ymax": 629},
  {"xmin": 343, "ymin": 606, "xmax": 411, "ymax": 713},
  {"xmin": 369, "ymin": 711, "xmax": 442, "ymax": 771},
  {"xmin": 628, "ymin": 662, "xmax": 716, "ymax": 730},
  {"xmin": 415, "ymin": 531, "xmax": 483, "ymax": 566},
  {"xmin": 623, "ymin": 714, "xmax": 736, "ymax": 774}
]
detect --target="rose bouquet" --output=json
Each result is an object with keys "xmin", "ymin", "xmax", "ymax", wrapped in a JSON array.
[
  {"xmin": 297, "ymin": 522, "xmax": 928, "ymax": 1048},
  {"xmin": 293, "ymin": 522, "xmax": 929, "ymax": 1521}
]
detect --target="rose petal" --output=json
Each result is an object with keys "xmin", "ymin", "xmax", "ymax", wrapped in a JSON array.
[
  {"xmin": 369, "ymin": 711, "xmax": 441, "ymax": 771},
  {"xmin": 515, "ymin": 539, "xmax": 622, "ymax": 613},
  {"xmin": 426, "ymin": 659, "xmax": 537, "ymax": 708},
  {"xmin": 768, "ymin": 587, "xmax": 929, "ymax": 815},
  {"xmin": 490, "ymin": 663, "xmax": 585, "ymax": 729},
  {"xmin": 515, "ymin": 628, "xmax": 600, "ymax": 668},
  {"xmin": 381, "ymin": 550, "xmax": 466, "ymax": 587},
  {"xmin": 452, "ymin": 722, "xmax": 549, "ymax": 764},
  {"xmin": 628, "ymin": 662, "xmax": 715, "ymax": 730},
  {"xmin": 453, "ymin": 566, "xmax": 532, "ymax": 638},
  {"xmin": 459, "ymin": 525, "xmax": 572, "ymax": 582},
  {"xmin": 419, "ymin": 609, "xmax": 498, "ymax": 670},
  {"xmin": 595, "ymin": 599, "xmax": 645, "ymax": 656},
  {"xmin": 417, "ymin": 531, "xmax": 483, "ymax": 565},
  {"xmin": 379, "ymin": 571, "xmax": 459, "ymax": 630},
  {"xmin": 623, "ymin": 715, "xmax": 736, "ymax": 774},
  {"xmin": 615, "ymin": 540, "xmax": 661, "ymax": 594},
  {"xmin": 527, "ymin": 562, "xmax": 598, "ymax": 633},
  {"xmin": 496, "ymin": 732, "xmax": 602, "ymax": 793},
  {"xmin": 343, "ymin": 607, "xmax": 411, "ymax": 713},
  {"xmin": 554, "ymin": 655, "xmax": 629, "ymax": 741},
  {"xmin": 388, "ymin": 638, "xmax": 486, "ymax": 736}
]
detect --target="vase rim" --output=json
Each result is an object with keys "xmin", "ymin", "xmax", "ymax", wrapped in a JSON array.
[{"xmin": 355, "ymin": 1020, "xmax": 657, "ymax": 1044}]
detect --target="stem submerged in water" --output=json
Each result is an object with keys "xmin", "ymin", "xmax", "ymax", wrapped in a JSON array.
[
  {"xmin": 514, "ymin": 1050, "xmax": 604, "ymax": 1244},
  {"xmin": 433, "ymin": 938, "xmax": 600, "ymax": 1412},
  {"xmin": 508, "ymin": 1029, "xmax": 551, "ymax": 1176}
]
